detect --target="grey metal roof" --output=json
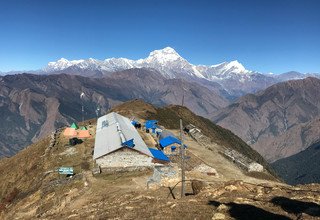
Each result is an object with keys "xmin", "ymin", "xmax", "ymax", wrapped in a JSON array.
[{"xmin": 93, "ymin": 112, "xmax": 153, "ymax": 160}]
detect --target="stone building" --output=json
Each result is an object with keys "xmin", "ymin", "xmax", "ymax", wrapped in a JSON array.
[{"xmin": 93, "ymin": 112, "xmax": 168, "ymax": 172}]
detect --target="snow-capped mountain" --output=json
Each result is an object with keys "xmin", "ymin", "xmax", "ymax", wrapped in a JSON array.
[
  {"xmin": 43, "ymin": 47, "xmax": 253, "ymax": 80},
  {"xmin": 41, "ymin": 47, "xmax": 319, "ymax": 98}
]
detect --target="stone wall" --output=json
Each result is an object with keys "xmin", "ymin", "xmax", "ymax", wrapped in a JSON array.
[
  {"xmin": 163, "ymin": 145, "xmax": 179, "ymax": 155},
  {"xmin": 223, "ymin": 149, "xmax": 264, "ymax": 172},
  {"xmin": 96, "ymin": 148, "xmax": 153, "ymax": 169},
  {"xmin": 185, "ymin": 124, "xmax": 211, "ymax": 146},
  {"xmin": 147, "ymin": 165, "xmax": 179, "ymax": 188}
]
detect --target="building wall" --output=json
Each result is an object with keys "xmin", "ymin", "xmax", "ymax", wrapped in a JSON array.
[
  {"xmin": 96, "ymin": 147, "xmax": 153, "ymax": 169},
  {"xmin": 164, "ymin": 145, "xmax": 178, "ymax": 155}
]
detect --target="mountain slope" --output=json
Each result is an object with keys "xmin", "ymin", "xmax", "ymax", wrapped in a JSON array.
[
  {"xmin": 1, "ymin": 100, "xmax": 320, "ymax": 220},
  {"xmin": 112, "ymin": 100, "xmax": 273, "ymax": 174},
  {"xmin": 272, "ymin": 141, "xmax": 320, "ymax": 185},
  {"xmin": 212, "ymin": 77, "xmax": 320, "ymax": 162},
  {"xmin": 0, "ymin": 70, "xmax": 229, "ymax": 158}
]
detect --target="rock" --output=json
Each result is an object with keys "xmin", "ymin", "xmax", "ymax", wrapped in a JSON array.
[
  {"xmin": 125, "ymin": 206, "xmax": 134, "ymax": 211},
  {"xmin": 234, "ymin": 197, "xmax": 251, "ymax": 203},
  {"xmin": 217, "ymin": 204, "xmax": 228, "ymax": 212},
  {"xmin": 193, "ymin": 163, "xmax": 218, "ymax": 177},
  {"xmin": 224, "ymin": 185, "xmax": 237, "ymax": 192},
  {"xmin": 248, "ymin": 162, "xmax": 264, "ymax": 172},
  {"xmin": 67, "ymin": 214, "xmax": 78, "ymax": 219},
  {"xmin": 255, "ymin": 187, "xmax": 264, "ymax": 197},
  {"xmin": 212, "ymin": 213, "xmax": 225, "ymax": 220},
  {"xmin": 192, "ymin": 180, "xmax": 206, "ymax": 195}
]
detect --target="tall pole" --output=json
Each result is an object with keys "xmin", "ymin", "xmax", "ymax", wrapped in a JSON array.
[
  {"xmin": 80, "ymin": 91, "xmax": 85, "ymax": 123},
  {"xmin": 180, "ymin": 118, "xmax": 185, "ymax": 198},
  {"xmin": 81, "ymin": 98, "xmax": 84, "ymax": 123}
]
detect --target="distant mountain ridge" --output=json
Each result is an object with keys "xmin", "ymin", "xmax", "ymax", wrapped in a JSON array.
[
  {"xmin": 40, "ymin": 47, "xmax": 320, "ymax": 98},
  {"xmin": 2, "ymin": 47, "xmax": 320, "ymax": 99},
  {"xmin": 212, "ymin": 77, "xmax": 320, "ymax": 162},
  {"xmin": 0, "ymin": 69, "xmax": 228, "ymax": 158},
  {"xmin": 272, "ymin": 140, "xmax": 320, "ymax": 185},
  {"xmin": 43, "ymin": 47, "xmax": 252, "ymax": 79}
]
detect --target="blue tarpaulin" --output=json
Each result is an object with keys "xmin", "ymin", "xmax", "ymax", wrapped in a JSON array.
[
  {"xmin": 159, "ymin": 136, "xmax": 181, "ymax": 148},
  {"xmin": 122, "ymin": 138, "xmax": 135, "ymax": 148},
  {"xmin": 149, "ymin": 148, "xmax": 170, "ymax": 162},
  {"xmin": 145, "ymin": 120, "xmax": 158, "ymax": 129}
]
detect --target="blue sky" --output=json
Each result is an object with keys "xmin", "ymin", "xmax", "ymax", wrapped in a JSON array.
[{"xmin": 0, "ymin": 0, "xmax": 319, "ymax": 73}]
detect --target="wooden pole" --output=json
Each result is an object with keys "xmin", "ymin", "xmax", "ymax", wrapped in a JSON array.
[{"xmin": 180, "ymin": 118, "xmax": 185, "ymax": 198}]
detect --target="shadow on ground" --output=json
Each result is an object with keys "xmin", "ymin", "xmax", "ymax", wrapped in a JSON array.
[
  {"xmin": 208, "ymin": 200, "xmax": 291, "ymax": 220},
  {"xmin": 271, "ymin": 196, "xmax": 320, "ymax": 217}
]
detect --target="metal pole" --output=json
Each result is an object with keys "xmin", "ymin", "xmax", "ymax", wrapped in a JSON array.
[
  {"xmin": 180, "ymin": 118, "xmax": 185, "ymax": 198},
  {"xmin": 81, "ymin": 99, "xmax": 84, "ymax": 123}
]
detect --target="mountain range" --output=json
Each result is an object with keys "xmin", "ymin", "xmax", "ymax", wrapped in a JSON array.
[
  {"xmin": 0, "ymin": 69, "xmax": 228, "ymax": 158},
  {"xmin": 43, "ymin": 47, "xmax": 320, "ymax": 98},
  {"xmin": 3, "ymin": 47, "xmax": 319, "ymax": 100}
]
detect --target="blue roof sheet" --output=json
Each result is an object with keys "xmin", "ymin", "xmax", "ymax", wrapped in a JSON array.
[
  {"xmin": 122, "ymin": 138, "xmax": 135, "ymax": 148},
  {"xmin": 149, "ymin": 148, "xmax": 170, "ymax": 162},
  {"xmin": 146, "ymin": 120, "xmax": 158, "ymax": 124},
  {"xmin": 159, "ymin": 136, "xmax": 181, "ymax": 148},
  {"xmin": 145, "ymin": 120, "xmax": 158, "ymax": 129}
]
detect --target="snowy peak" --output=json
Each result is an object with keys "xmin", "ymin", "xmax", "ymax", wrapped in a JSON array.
[
  {"xmin": 144, "ymin": 47, "xmax": 184, "ymax": 64},
  {"xmin": 45, "ymin": 58, "xmax": 84, "ymax": 71},
  {"xmin": 227, "ymin": 60, "xmax": 246, "ymax": 71},
  {"xmin": 43, "ymin": 47, "xmax": 252, "ymax": 81},
  {"xmin": 103, "ymin": 58, "xmax": 135, "ymax": 71},
  {"xmin": 149, "ymin": 47, "xmax": 180, "ymax": 57},
  {"xmin": 211, "ymin": 60, "xmax": 249, "ymax": 74}
]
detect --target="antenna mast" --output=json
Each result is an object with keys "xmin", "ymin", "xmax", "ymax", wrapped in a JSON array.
[{"xmin": 80, "ymin": 91, "xmax": 85, "ymax": 123}]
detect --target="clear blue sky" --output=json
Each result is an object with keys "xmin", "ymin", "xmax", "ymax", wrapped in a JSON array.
[{"xmin": 0, "ymin": 0, "xmax": 319, "ymax": 73}]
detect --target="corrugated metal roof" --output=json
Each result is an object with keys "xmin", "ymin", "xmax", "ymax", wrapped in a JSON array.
[
  {"xmin": 96, "ymin": 112, "xmax": 118, "ymax": 132},
  {"xmin": 94, "ymin": 112, "xmax": 153, "ymax": 160},
  {"xmin": 149, "ymin": 148, "xmax": 170, "ymax": 162}
]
